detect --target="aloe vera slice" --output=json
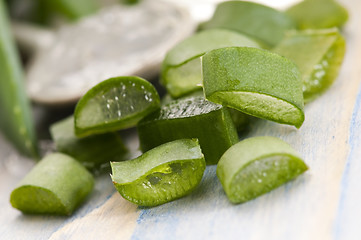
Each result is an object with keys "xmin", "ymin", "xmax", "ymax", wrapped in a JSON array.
[
  {"xmin": 74, "ymin": 76, "xmax": 160, "ymax": 137},
  {"xmin": 111, "ymin": 139, "xmax": 206, "ymax": 207},
  {"xmin": 161, "ymin": 29, "xmax": 261, "ymax": 98},
  {"xmin": 273, "ymin": 29, "xmax": 346, "ymax": 103},
  {"xmin": 286, "ymin": 0, "xmax": 348, "ymax": 30},
  {"xmin": 217, "ymin": 136, "xmax": 308, "ymax": 204},
  {"xmin": 199, "ymin": 1, "xmax": 296, "ymax": 48},
  {"xmin": 137, "ymin": 96, "xmax": 238, "ymax": 165},
  {"xmin": 202, "ymin": 47, "xmax": 304, "ymax": 128},
  {"xmin": 10, "ymin": 153, "xmax": 94, "ymax": 215},
  {"xmin": 161, "ymin": 91, "xmax": 251, "ymax": 133},
  {"xmin": 0, "ymin": 0, "xmax": 38, "ymax": 158},
  {"xmin": 50, "ymin": 116, "xmax": 128, "ymax": 170}
]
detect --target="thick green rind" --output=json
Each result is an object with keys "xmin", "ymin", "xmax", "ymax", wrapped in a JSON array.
[
  {"xmin": 10, "ymin": 153, "xmax": 94, "ymax": 215},
  {"xmin": 217, "ymin": 136, "xmax": 308, "ymax": 204},
  {"xmin": 74, "ymin": 76, "xmax": 160, "ymax": 138},
  {"xmin": 286, "ymin": 0, "xmax": 348, "ymax": 30},
  {"xmin": 50, "ymin": 116, "xmax": 128, "ymax": 170},
  {"xmin": 202, "ymin": 47, "xmax": 304, "ymax": 128},
  {"xmin": 10, "ymin": 186, "xmax": 67, "ymax": 215},
  {"xmin": 161, "ymin": 29, "xmax": 261, "ymax": 98},
  {"xmin": 273, "ymin": 29, "xmax": 346, "ymax": 103},
  {"xmin": 111, "ymin": 139, "xmax": 206, "ymax": 207},
  {"xmin": 0, "ymin": 0, "xmax": 38, "ymax": 158},
  {"xmin": 137, "ymin": 97, "xmax": 239, "ymax": 165},
  {"xmin": 208, "ymin": 91, "xmax": 304, "ymax": 129},
  {"xmin": 199, "ymin": 1, "xmax": 296, "ymax": 47}
]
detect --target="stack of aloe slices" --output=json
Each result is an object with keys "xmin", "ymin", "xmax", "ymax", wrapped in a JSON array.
[
  {"xmin": 161, "ymin": 29, "xmax": 261, "ymax": 98},
  {"xmin": 9, "ymin": 0, "xmax": 348, "ymax": 214}
]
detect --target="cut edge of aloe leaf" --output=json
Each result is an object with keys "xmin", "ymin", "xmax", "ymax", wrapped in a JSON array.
[
  {"xmin": 216, "ymin": 136, "xmax": 308, "ymax": 204},
  {"xmin": 74, "ymin": 76, "xmax": 160, "ymax": 137},
  {"xmin": 273, "ymin": 28, "xmax": 346, "ymax": 104},
  {"xmin": 10, "ymin": 185, "xmax": 69, "ymax": 215},
  {"xmin": 111, "ymin": 139, "xmax": 206, "ymax": 207},
  {"xmin": 303, "ymin": 32, "xmax": 346, "ymax": 103},
  {"xmin": 221, "ymin": 153, "xmax": 308, "ymax": 204},
  {"xmin": 10, "ymin": 153, "xmax": 94, "ymax": 215},
  {"xmin": 207, "ymin": 91, "xmax": 305, "ymax": 128},
  {"xmin": 112, "ymin": 159, "xmax": 205, "ymax": 207}
]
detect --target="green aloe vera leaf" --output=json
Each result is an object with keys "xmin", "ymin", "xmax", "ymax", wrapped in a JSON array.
[
  {"xmin": 50, "ymin": 116, "xmax": 128, "ymax": 170},
  {"xmin": 111, "ymin": 139, "xmax": 206, "ymax": 207},
  {"xmin": 286, "ymin": 0, "xmax": 348, "ymax": 30},
  {"xmin": 273, "ymin": 29, "xmax": 346, "ymax": 102},
  {"xmin": 137, "ymin": 96, "xmax": 238, "ymax": 165},
  {"xmin": 273, "ymin": 29, "xmax": 346, "ymax": 103},
  {"xmin": 161, "ymin": 91, "xmax": 251, "ymax": 133},
  {"xmin": 161, "ymin": 29, "xmax": 261, "ymax": 98},
  {"xmin": 48, "ymin": 0, "xmax": 98, "ymax": 20},
  {"xmin": 217, "ymin": 136, "xmax": 308, "ymax": 204},
  {"xmin": 74, "ymin": 76, "xmax": 160, "ymax": 138},
  {"xmin": 199, "ymin": 1, "xmax": 296, "ymax": 48},
  {"xmin": 0, "ymin": 0, "xmax": 38, "ymax": 158},
  {"xmin": 202, "ymin": 47, "xmax": 304, "ymax": 128},
  {"xmin": 10, "ymin": 153, "xmax": 94, "ymax": 215}
]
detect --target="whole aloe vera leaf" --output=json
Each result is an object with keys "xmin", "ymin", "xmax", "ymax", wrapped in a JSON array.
[{"xmin": 0, "ymin": 0, "xmax": 38, "ymax": 158}]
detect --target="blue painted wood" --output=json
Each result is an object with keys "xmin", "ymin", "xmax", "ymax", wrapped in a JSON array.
[{"xmin": 333, "ymin": 49, "xmax": 361, "ymax": 240}]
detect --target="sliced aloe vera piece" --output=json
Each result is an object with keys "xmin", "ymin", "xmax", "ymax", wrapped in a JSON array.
[
  {"xmin": 137, "ymin": 96, "xmax": 238, "ymax": 165},
  {"xmin": 0, "ymin": 0, "xmax": 38, "ymax": 158},
  {"xmin": 161, "ymin": 91, "xmax": 251, "ymax": 133},
  {"xmin": 50, "ymin": 116, "xmax": 128, "ymax": 170},
  {"xmin": 273, "ymin": 29, "xmax": 346, "ymax": 103},
  {"xmin": 111, "ymin": 139, "xmax": 206, "ymax": 207},
  {"xmin": 161, "ymin": 29, "xmax": 260, "ymax": 98},
  {"xmin": 202, "ymin": 47, "xmax": 304, "ymax": 128},
  {"xmin": 10, "ymin": 153, "xmax": 94, "ymax": 215},
  {"xmin": 286, "ymin": 0, "xmax": 348, "ymax": 30},
  {"xmin": 74, "ymin": 76, "xmax": 160, "ymax": 137},
  {"xmin": 199, "ymin": 1, "xmax": 296, "ymax": 48},
  {"xmin": 217, "ymin": 136, "xmax": 308, "ymax": 204}
]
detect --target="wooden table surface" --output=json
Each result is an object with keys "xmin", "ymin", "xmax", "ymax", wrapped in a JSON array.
[{"xmin": 1, "ymin": 0, "xmax": 361, "ymax": 239}]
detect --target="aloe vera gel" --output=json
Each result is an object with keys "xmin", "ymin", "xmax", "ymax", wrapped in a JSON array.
[
  {"xmin": 111, "ymin": 139, "xmax": 206, "ymax": 207},
  {"xmin": 217, "ymin": 137, "xmax": 308, "ymax": 204}
]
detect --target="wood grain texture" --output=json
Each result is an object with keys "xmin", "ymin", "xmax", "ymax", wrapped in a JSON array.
[{"xmin": 1, "ymin": 0, "xmax": 360, "ymax": 239}]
